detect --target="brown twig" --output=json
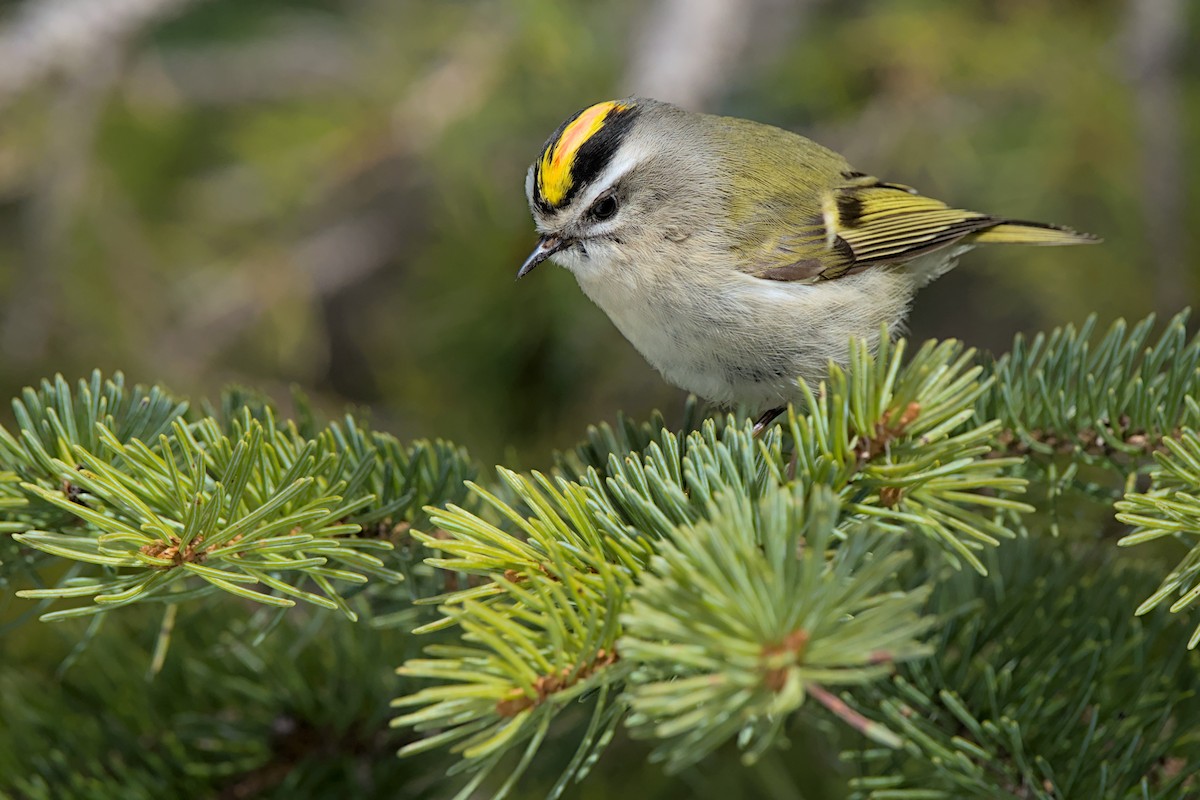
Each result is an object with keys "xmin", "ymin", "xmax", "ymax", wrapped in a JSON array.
[
  {"xmin": 495, "ymin": 648, "xmax": 620, "ymax": 717},
  {"xmin": 808, "ymin": 683, "xmax": 894, "ymax": 743},
  {"xmin": 761, "ymin": 629, "xmax": 810, "ymax": 692},
  {"xmin": 140, "ymin": 534, "xmax": 207, "ymax": 568}
]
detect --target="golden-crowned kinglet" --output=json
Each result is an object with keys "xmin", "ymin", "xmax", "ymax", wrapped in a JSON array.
[{"xmin": 519, "ymin": 98, "xmax": 1098, "ymax": 429}]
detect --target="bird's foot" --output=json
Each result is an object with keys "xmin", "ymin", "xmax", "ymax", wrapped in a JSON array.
[{"xmin": 751, "ymin": 407, "xmax": 785, "ymax": 438}]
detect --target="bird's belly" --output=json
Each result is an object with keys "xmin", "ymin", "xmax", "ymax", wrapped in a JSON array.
[{"xmin": 576, "ymin": 269, "xmax": 914, "ymax": 410}]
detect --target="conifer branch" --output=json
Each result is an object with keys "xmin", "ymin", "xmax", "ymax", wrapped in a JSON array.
[
  {"xmin": 552, "ymin": 396, "xmax": 703, "ymax": 483},
  {"xmin": 2, "ymin": 373, "xmax": 476, "ymax": 620},
  {"xmin": 790, "ymin": 335, "xmax": 1031, "ymax": 573},
  {"xmin": 621, "ymin": 486, "xmax": 932, "ymax": 772},
  {"xmin": 981, "ymin": 310, "xmax": 1200, "ymax": 467},
  {"xmin": 392, "ymin": 470, "xmax": 640, "ymax": 799},
  {"xmin": 394, "ymin": 334, "xmax": 1028, "ymax": 796},
  {"xmin": 9, "ymin": 309, "xmax": 1200, "ymax": 796},
  {"xmin": 843, "ymin": 539, "xmax": 1200, "ymax": 799},
  {"xmin": 0, "ymin": 470, "xmax": 25, "ymax": 533},
  {"xmin": 1116, "ymin": 427, "xmax": 1200, "ymax": 648},
  {"xmin": 0, "ymin": 371, "xmax": 189, "ymax": 533},
  {"xmin": 0, "ymin": 602, "xmax": 432, "ymax": 798}
]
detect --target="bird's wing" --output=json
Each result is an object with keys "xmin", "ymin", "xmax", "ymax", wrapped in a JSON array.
[
  {"xmin": 828, "ymin": 181, "xmax": 1001, "ymax": 268},
  {"xmin": 738, "ymin": 176, "xmax": 999, "ymax": 282},
  {"xmin": 739, "ymin": 175, "xmax": 1094, "ymax": 283}
]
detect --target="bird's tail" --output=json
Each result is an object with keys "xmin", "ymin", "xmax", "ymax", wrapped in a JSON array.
[{"xmin": 971, "ymin": 220, "xmax": 1101, "ymax": 246}]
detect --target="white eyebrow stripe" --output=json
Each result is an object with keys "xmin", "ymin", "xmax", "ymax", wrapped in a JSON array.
[{"xmin": 572, "ymin": 140, "xmax": 650, "ymax": 209}]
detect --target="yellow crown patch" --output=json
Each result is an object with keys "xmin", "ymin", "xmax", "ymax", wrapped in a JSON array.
[{"xmin": 537, "ymin": 100, "xmax": 631, "ymax": 208}]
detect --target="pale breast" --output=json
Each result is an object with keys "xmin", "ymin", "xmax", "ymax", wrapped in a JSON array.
[{"xmin": 574, "ymin": 264, "xmax": 919, "ymax": 410}]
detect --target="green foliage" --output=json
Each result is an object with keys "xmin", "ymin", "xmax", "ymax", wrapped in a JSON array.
[
  {"xmin": 980, "ymin": 310, "xmax": 1200, "ymax": 464},
  {"xmin": 551, "ymin": 396, "xmax": 703, "ymax": 482},
  {"xmin": 790, "ymin": 336, "xmax": 1030, "ymax": 573},
  {"xmin": 392, "ymin": 333, "xmax": 1030, "ymax": 797},
  {"xmin": 7, "ymin": 312, "xmax": 1200, "ymax": 799},
  {"xmin": 0, "ymin": 603, "xmax": 443, "ymax": 800},
  {"xmin": 1117, "ymin": 428, "xmax": 1200, "ymax": 649},
  {"xmin": 2, "ymin": 376, "xmax": 477, "ymax": 622},
  {"xmin": 0, "ymin": 468, "xmax": 26, "ymax": 532},
  {"xmin": 622, "ymin": 486, "xmax": 932, "ymax": 772},
  {"xmin": 845, "ymin": 539, "xmax": 1200, "ymax": 799},
  {"xmin": 0, "ymin": 371, "xmax": 189, "ymax": 532},
  {"xmin": 4, "ymin": 372, "xmax": 190, "ymax": 466},
  {"xmin": 16, "ymin": 414, "xmax": 385, "ymax": 620},
  {"xmin": 563, "ymin": 336, "xmax": 1030, "ymax": 575},
  {"xmin": 393, "ymin": 469, "xmax": 637, "ymax": 800},
  {"xmin": 571, "ymin": 418, "xmax": 787, "ymax": 555}
]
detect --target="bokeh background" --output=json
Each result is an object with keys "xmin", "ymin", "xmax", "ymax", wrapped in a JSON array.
[{"xmin": 0, "ymin": 0, "xmax": 1195, "ymax": 468}]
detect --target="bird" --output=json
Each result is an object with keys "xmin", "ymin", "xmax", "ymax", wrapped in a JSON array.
[{"xmin": 517, "ymin": 98, "xmax": 1098, "ymax": 431}]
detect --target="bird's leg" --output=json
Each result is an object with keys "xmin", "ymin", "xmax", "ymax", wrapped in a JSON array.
[{"xmin": 751, "ymin": 407, "xmax": 785, "ymax": 438}]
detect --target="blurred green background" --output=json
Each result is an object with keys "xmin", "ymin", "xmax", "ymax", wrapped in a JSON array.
[{"xmin": 0, "ymin": 0, "xmax": 1195, "ymax": 467}]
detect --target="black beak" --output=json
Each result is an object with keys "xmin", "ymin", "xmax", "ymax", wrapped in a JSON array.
[{"xmin": 517, "ymin": 235, "xmax": 570, "ymax": 279}]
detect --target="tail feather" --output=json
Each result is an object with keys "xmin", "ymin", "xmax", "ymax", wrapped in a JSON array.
[{"xmin": 971, "ymin": 220, "xmax": 1101, "ymax": 246}]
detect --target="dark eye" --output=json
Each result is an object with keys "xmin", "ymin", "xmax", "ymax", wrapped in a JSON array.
[{"xmin": 590, "ymin": 195, "xmax": 618, "ymax": 221}]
